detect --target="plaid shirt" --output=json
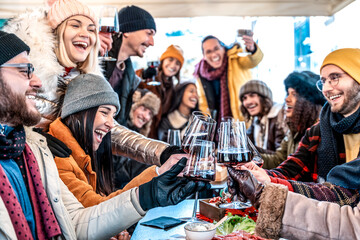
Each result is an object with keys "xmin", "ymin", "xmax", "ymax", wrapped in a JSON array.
[{"xmin": 267, "ymin": 122, "xmax": 359, "ymax": 206}]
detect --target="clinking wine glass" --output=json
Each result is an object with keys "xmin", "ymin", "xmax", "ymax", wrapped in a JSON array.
[
  {"xmin": 183, "ymin": 140, "xmax": 216, "ymax": 222},
  {"xmin": 181, "ymin": 113, "xmax": 216, "ymax": 153},
  {"xmin": 98, "ymin": 6, "xmax": 119, "ymax": 61}
]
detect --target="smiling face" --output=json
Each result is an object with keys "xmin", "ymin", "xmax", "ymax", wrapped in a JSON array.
[
  {"xmin": 180, "ymin": 84, "xmax": 199, "ymax": 110},
  {"xmin": 321, "ymin": 64, "xmax": 360, "ymax": 117},
  {"xmin": 63, "ymin": 16, "xmax": 96, "ymax": 64},
  {"xmin": 162, "ymin": 57, "xmax": 181, "ymax": 77},
  {"xmin": 0, "ymin": 52, "xmax": 42, "ymax": 126},
  {"xmin": 285, "ymin": 88, "xmax": 297, "ymax": 118},
  {"xmin": 132, "ymin": 105, "xmax": 153, "ymax": 129},
  {"xmin": 122, "ymin": 29, "xmax": 155, "ymax": 58},
  {"xmin": 202, "ymin": 38, "xmax": 225, "ymax": 69},
  {"xmin": 241, "ymin": 92, "xmax": 262, "ymax": 116},
  {"xmin": 92, "ymin": 105, "xmax": 116, "ymax": 151}
]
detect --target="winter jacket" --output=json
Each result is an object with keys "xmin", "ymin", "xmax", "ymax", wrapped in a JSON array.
[
  {"xmin": 48, "ymin": 118, "xmax": 157, "ymax": 208},
  {"xmin": 261, "ymin": 130, "xmax": 302, "ymax": 169},
  {"xmin": 158, "ymin": 110, "xmax": 189, "ymax": 142},
  {"xmin": 196, "ymin": 45, "xmax": 263, "ymax": 121},
  {"xmin": 0, "ymin": 127, "xmax": 146, "ymax": 240},
  {"xmin": 3, "ymin": 9, "xmax": 169, "ymax": 167},
  {"xmin": 256, "ymin": 183, "xmax": 360, "ymax": 240},
  {"xmin": 247, "ymin": 103, "xmax": 286, "ymax": 151}
]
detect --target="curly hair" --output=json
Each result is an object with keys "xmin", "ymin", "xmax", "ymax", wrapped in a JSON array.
[
  {"xmin": 240, "ymin": 93, "xmax": 273, "ymax": 121},
  {"xmin": 287, "ymin": 96, "xmax": 321, "ymax": 135}
]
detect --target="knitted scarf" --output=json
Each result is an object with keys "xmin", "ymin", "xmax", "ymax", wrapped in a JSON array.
[
  {"xmin": 194, "ymin": 54, "xmax": 231, "ymax": 119},
  {"xmin": 317, "ymin": 103, "xmax": 360, "ymax": 179},
  {"xmin": 0, "ymin": 126, "xmax": 61, "ymax": 239}
]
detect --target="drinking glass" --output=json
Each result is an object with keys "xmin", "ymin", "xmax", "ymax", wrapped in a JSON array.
[
  {"xmin": 98, "ymin": 6, "xmax": 119, "ymax": 61},
  {"xmin": 183, "ymin": 140, "xmax": 216, "ymax": 221},
  {"xmin": 236, "ymin": 19, "xmax": 253, "ymax": 57},
  {"xmin": 182, "ymin": 113, "xmax": 216, "ymax": 153},
  {"xmin": 167, "ymin": 129, "xmax": 181, "ymax": 147},
  {"xmin": 146, "ymin": 61, "xmax": 161, "ymax": 86}
]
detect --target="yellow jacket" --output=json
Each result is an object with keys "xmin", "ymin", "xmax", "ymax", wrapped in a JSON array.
[{"xmin": 196, "ymin": 45, "xmax": 264, "ymax": 120}]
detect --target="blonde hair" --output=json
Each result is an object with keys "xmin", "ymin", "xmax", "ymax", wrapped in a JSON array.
[{"xmin": 54, "ymin": 18, "xmax": 100, "ymax": 73}]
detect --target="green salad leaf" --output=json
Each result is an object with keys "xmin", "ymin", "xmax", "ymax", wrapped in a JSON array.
[{"xmin": 216, "ymin": 214, "xmax": 256, "ymax": 235}]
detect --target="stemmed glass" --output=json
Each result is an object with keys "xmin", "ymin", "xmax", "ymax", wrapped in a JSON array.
[
  {"xmin": 236, "ymin": 20, "xmax": 253, "ymax": 57},
  {"xmin": 98, "ymin": 6, "xmax": 119, "ymax": 61},
  {"xmin": 146, "ymin": 61, "xmax": 161, "ymax": 86},
  {"xmin": 167, "ymin": 129, "xmax": 181, "ymax": 147},
  {"xmin": 183, "ymin": 140, "xmax": 216, "ymax": 222}
]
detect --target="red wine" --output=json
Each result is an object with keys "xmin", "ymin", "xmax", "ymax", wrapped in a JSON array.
[
  {"xmin": 100, "ymin": 26, "xmax": 116, "ymax": 33},
  {"xmin": 217, "ymin": 148, "xmax": 252, "ymax": 166},
  {"xmin": 183, "ymin": 170, "xmax": 215, "ymax": 182}
]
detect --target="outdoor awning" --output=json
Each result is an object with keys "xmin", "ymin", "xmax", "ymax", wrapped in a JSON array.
[{"xmin": 0, "ymin": 0, "xmax": 355, "ymax": 18}]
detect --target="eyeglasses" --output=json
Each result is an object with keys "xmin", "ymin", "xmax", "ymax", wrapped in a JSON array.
[
  {"xmin": 0, "ymin": 63, "xmax": 35, "ymax": 79},
  {"xmin": 316, "ymin": 72, "xmax": 347, "ymax": 91}
]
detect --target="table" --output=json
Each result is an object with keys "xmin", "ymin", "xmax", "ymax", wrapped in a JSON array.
[{"xmin": 131, "ymin": 200, "xmax": 195, "ymax": 240}]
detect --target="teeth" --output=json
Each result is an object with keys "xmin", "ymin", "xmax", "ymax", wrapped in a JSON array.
[
  {"xmin": 26, "ymin": 95, "xmax": 35, "ymax": 99},
  {"xmin": 247, "ymin": 104, "xmax": 256, "ymax": 109},
  {"xmin": 73, "ymin": 41, "xmax": 88, "ymax": 48},
  {"xmin": 329, "ymin": 94, "xmax": 341, "ymax": 100},
  {"xmin": 166, "ymin": 67, "xmax": 175, "ymax": 73},
  {"xmin": 95, "ymin": 130, "xmax": 106, "ymax": 138},
  {"xmin": 212, "ymin": 56, "xmax": 220, "ymax": 61},
  {"xmin": 190, "ymin": 98, "xmax": 197, "ymax": 103}
]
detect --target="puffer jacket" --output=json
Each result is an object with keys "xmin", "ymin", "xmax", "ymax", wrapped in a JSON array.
[
  {"xmin": 196, "ymin": 44, "xmax": 263, "ymax": 121},
  {"xmin": 3, "ymin": 9, "xmax": 168, "ymax": 166},
  {"xmin": 48, "ymin": 118, "xmax": 157, "ymax": 208},
  {"xmin": 261, "ymin": 130, "xmax": 303, "ymax": 169},
  {"xmin": 0, "ymin": 127, "xmax": 146, "ymax": 240},
  {"xmin": 256, "ymin": 183, "xmax": 360, "ymax": 240}
]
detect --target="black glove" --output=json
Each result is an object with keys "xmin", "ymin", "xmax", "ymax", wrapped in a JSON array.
[
  {"xmin": 139, "ymin": 157, "xmax": 211, "ymax": 211},
  {"xmin": 33, "ymin": 128, "xmax": 72, "ymax": 158},
  {"xmin": 227, "ymin": 167, "xmax": 264, "ymax": 209},
  {"xmin": 142, "ymin": 67, "xmax": 157, "ymax": 80},
  {"xmin": 159, "ymin": 145, "xmax": 186, "ymax": 165}
]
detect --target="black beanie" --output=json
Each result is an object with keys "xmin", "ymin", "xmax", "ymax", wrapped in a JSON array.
[
  {"xmin": 118, "ymin": 5, "xmax": 156, "ymax": 33},
  {"xmin": 284, "ymin": 71, "xmax": 326, "ymax": 106},
  {"xmin": 0, "ymin": 31, "xmax": 30, "ymax": 66}
]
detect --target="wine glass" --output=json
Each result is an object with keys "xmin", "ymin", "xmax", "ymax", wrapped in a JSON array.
[
  {"xmin": 146, "ymin": 61, "xmax": 161, "ymax": 86},
  {"xmin": 183, "ymin": 140, "xmax": 216, "ymax": 222},
  {"xmin": 236, "ymin": 20, "xmax": 253, "ymax": 57},
  {"xmin": 181, "ymin": 113, "xmax": 216, "ymax": 153},
  {"xmin": 167, "ymin": 129, "xmax": 181, "ymax": 147},
  {"xmin": 98, "ymin": 6, "xmax": 119, "ymax": 61}
]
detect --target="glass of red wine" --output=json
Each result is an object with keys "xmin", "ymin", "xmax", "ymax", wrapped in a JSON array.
[
  {"xmin": 98, "ymin": 6, "xmax": 119, "ymax": 61},
  {"xmin": 146, "ymin": 61, "xmax": 161, "ymax": 86},
  {"xmin": 183, "ymin": 139, "xmax": 216, "ymax": 222}
]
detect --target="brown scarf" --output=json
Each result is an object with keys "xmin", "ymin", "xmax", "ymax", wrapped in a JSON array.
[{"xmin": 194, "ymin": 54, "xmax": 231, "ymax": 119}]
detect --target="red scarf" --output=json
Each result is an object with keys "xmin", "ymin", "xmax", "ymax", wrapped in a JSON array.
[{"xmin": 194, "ymin": 53, "xmax": 231, "ymax": 119}]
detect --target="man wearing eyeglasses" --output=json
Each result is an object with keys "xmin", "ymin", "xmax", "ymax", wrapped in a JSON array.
[{"xmin": 235, "ymin": 48, "xmax": 360, "ymax": 205}]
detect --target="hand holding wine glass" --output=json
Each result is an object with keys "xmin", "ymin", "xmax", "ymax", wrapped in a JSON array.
[{"xmin": 98, "ymin": 6, "xmax": 119, "ymax": 61}]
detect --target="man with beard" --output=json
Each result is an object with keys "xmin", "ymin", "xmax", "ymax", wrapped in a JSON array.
[
  {"xmin": 238, "ymin": 48, "xmax": 360, "ymax": 204},
  {"xmin": 102, "ymin": 5, "xmax": 156, "ymax": 126},
  {"xmin": 0, "ymin": 31, "xmax": 209, "ymax": 240},
  {"xmin": 194, "ymin": 35, "xmax": 263, "ymax": 122}
]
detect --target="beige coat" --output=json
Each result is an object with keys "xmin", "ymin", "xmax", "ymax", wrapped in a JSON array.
[
  {"xmin": 256, "ymin": 183, "xmax": 360, "ymax": 240},
  {"xmin": 0, "ymin": 127, "xmax": 146, "ymax": 240}
]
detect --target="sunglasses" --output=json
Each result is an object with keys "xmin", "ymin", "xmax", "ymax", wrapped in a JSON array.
[{"xmin": 0, "ymin": 63, "xmax": 35, "ymax": 79}]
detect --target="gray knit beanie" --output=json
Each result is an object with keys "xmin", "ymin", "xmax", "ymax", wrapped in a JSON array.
[
  {"xmin": 118, "ymin": 5, "xmax": 156, "ymax": 33},
  {"xmin": 239, "ymin": 80, "xmax": 273, "ymax": 102},
  {"xmin": 61, "ymin": 74, "xmax": 120, "ymax": 118},
  {"xmin": 0, "ymin": 31, "xmax": 30, "ymax": 65}
]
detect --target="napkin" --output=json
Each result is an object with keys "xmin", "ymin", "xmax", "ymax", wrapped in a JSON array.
[{"xmin": 140, "ymin": 216, "xmax": 186, "ymax": 230}]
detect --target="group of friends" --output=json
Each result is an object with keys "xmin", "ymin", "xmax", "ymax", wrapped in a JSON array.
[{"xmin": 0, "ymin": 0, "xmax": 360, "ymax": 239}]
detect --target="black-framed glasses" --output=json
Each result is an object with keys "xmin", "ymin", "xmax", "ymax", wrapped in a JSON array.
[
  {"xmin": 316, "ymin": 72, "xmax": 347, "ymax": 91},
  {"xmin": 0, "ymin": 63, "xmax": 34, "ymax": 79}
]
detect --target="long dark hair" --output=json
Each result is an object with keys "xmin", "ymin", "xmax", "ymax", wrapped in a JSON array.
[
  {"xmin": 168, "ymin": 82, "xmax": 199, "ymax": 114},
  {"xmin": 62, "ymin": 106, "xmax": 114, "ymax": 195},
  {"xmin": 240, "ymin": 93, "xmax": 273, "ymax": 121}
]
